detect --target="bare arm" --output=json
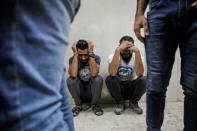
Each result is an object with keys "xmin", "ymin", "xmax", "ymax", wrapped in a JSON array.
[
  {"xmin": 134, "ymin": 0, "xmax": 149, "ymax": 43},
  {"xmin": 88, "ymin": 41, "xmax": 100, "ymax": 77},
  {"xmin": 134, "ymin": 51, "xmax": 144, "ymax": 76},
  {"xmin": 89, "ymin": 57, "xmax": 100, "ymax": 77},
  {"xmin": 68, "ymin": 44, "xmax": 78, "ymax": 77},
  {"xmin": 108, "ymin": 47, "xmax": 121, "ymax": 76},
  {"xmin": 130, "ymin": 46, "xmax": 144, "ymax": 76},
  {"xmin": 135, "ymin": 0, "xmax": 148, "ymax": 17}
]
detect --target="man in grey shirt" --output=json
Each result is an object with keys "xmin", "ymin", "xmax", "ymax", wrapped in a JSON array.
[{"xmin": 67, "ymin": 40, "xmax": 103, "ymax": 117}]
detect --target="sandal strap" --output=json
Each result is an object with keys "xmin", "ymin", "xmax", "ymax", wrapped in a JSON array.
[{"xmin": 72, "ymin": 106, "xmax": 82, "ymax": 113}]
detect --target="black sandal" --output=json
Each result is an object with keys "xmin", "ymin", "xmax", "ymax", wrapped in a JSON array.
[
  {"xmin": 92, "ymin": 105, "xmax": 104, "ymax": 116},
  {"xmin": 72, "ymin": 106, "xmax": 82, "ymax": 117}
]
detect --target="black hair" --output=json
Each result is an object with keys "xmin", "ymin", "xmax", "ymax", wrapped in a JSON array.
[
  {"xmin": 119, "ymin": 35, "xmax": 134, "ymax": 44},
  {"xmin": 76, "ymin": 39, "xmax": 88, "ymax": 50}
]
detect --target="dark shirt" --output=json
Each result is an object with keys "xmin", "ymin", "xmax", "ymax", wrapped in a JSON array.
[{"xmin": 69, "ymin": 55, "xmax": 101, "ymax": 82}]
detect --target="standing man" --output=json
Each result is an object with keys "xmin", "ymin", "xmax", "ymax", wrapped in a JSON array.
[
  {"xmin": 134, "ymin": 0, "xmax": 197, "ymax": 131},
  {"xmin": 67, "ymin": 40, "xmax": 103, "ymax": 117},
  {"xmin": 0, "ymin": 0, "xmax": 80, "ymax": 130},
  {"xmin": 106, "ymin": 36, "xmax": 146, "ymax": 115}
]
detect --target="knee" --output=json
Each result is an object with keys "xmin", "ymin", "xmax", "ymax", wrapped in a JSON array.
[
  {"xmin": 66, "ymin": 77, "xmax": 78, "ymax": 86},
  {"xmin": 138, "ymin": 77, "xmax": 146, "ymax": 93},
  {"xmin": 105, "ymin": 75, "xmax": 118, "ymax": 84},
  {"xmin": 184, "ymin": 88, "xmax": 197, "ymax": 99},
  {"xmin": 91, "ymin": 75, "xmax": 103, "ymax": 85},
  {"xmin": 146, "ymin": 82, "xmax": 167, "ymax": 97},
  {"xmin": 141, "ymin": 76, "xmax": 146, "ymax": 81},
  {"xmin": 138, "ymin": 76, "xmax": 146, "ymax": 85},
  {"xmin": 146, "ymin": 75, "xmax": 168, "ymax": 95},
  {"xmin": 146, "ymin": 88, "xmax": 167, "ymax": 98}
]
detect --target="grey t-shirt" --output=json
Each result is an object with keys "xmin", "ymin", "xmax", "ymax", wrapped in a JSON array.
[{"xmin": 69, "ymin": 55, "xmax": 101, "ymax": 82}]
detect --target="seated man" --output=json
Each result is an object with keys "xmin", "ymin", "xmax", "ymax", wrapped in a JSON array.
[
  {"xmin": 106, "ymin": 36, "xmax": 146, "ymax": 115},
  {"xmin": 67, "ymin": 39, "xmax": 103, "ymax": 117}
]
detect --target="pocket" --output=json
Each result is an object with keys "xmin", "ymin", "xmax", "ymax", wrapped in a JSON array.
[
  {"xmin": 149, "ymin": 0, "xmax": 161, "ymax": 10},
  {"xmin": 147, "ymin": 0, "xmax": 163, "ymax": 20}
]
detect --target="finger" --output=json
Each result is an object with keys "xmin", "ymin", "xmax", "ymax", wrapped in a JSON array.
[
  {"xmin": 134, "ymin": 25, "xmax": 144, "ymax": 43},
  {"xmin": 192, "ymin": 1, "xmax": 197, "ymax": 7},
  {"xmin": 143, "ymin": 21, "xmax": 149, "ymax": 36},
  {"xmin": 138, "ymin": 36, "xmax": 145, "ymax": 43},
  {"xmin": 135, "ymin": 31, "xmax": 144, "ymax": 43},
  {"xmin": 87, "ymin": 40, "xmax": 93, "ymax": 45}
]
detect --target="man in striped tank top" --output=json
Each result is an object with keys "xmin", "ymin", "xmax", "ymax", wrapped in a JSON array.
[{"xmin": 106, "ymin": 36, "xmax": 146, "ymax": 115}]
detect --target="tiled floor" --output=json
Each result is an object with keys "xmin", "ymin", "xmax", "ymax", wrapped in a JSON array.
[{"xmin": 74, "ymin": 102, "xmax": 183, "ymax": 131}]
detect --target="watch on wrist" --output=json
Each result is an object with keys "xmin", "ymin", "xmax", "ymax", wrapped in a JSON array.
[
  {"xmin": 89, "ymin": 52, "xmax": 95, "ymax": 58},
  {"xmin": 74, "ymin": 52, "xmax": 78, "ymax": 56}
]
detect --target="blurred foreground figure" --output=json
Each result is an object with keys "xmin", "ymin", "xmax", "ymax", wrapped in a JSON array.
[
  {"xmin": 134, "ymin": 0, "xmax": 197, "ymax": 131},
  {"xmin": 0, "ymin": 0, "xmax": 80, "ymax": 130}
]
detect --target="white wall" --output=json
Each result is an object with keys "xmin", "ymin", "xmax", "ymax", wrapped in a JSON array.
[{"xmin": 65, "ymin": 0, "xmax": 183, "ymax": 103}]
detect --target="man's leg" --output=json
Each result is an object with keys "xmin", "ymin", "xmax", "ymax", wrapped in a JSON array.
[
  {"xmin": 67, "ymin": 77, "xmax": 85, "ymax": 117},
  {"xmin": 146, "ymin": 36, "xmax": 177, "ymax": 131},
  {"xmin": 105, "ymin": 76, "xmax": 124, "ymax": 102},
  {"xmin": 130, "ymin": 76, "xmax": 146, "ymax": 103},
  {"xmin": 106, "ymin": 76, "xmax": 126, "ymax": 115},
  {"xmin": 90, "ymin": 75, "xmax": 103, "ymax": 105},
  {"xmin": 0, "ymin": 1, "xmax": 80, "ymax": 130},
  {"xmin": 146, "ymin": 1, "xmax": 179, "ymax": 130},
  {"xmin": 90, "ymin": 75, "xmax": 104, "ymax": 116},
  {"xmin": 183, "ymin": 91, "xmax": 197, "ymax": 131},
  {"xmin": 128, "ymin": 76, "xmax": 146, "ymax": 114},
  {"xmin": 179, "ymin": 5, "xmax": 197, "ymax": 130},
  {"xmin": 67, "ymin": 77, "xmax": 82, "ymax": 106},
  {"xmin": 60, "ymin": 76, "xmax": 74, "ymax": 131}
]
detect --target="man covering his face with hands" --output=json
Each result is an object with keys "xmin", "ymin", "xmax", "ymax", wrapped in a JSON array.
[{"xmin": 106, "ymin": 36, "xmax": 146, "ymax": 115}]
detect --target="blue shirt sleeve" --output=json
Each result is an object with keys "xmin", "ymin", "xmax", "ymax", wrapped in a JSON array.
[
  {"xmin": 68, "ymin": 57, "xmax": 74, "ymax": 65},
  {"xmin": 95, "ymin": 55, "xmax": 101, "ymax": 65}
]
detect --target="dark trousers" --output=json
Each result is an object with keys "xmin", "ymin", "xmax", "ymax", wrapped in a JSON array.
[
  {"xmin": 105, "ymin": 76, "xmax": 146, "ymax": 103},
  {"xmin": 67, "ymin": 75, "xmax": 103, "ymax": 105},
  {"xmin": 146, "ymin": 0, "xmax": 197, "ymax": 131}
]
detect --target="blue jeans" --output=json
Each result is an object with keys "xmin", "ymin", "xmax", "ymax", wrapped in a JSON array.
[
  {"xmin": 60, "ymin": 71, "xmax": 74, "ymax": 131},
  {"xmin": 145, "ymin": 0, "xmax": 197, "ymax": 131},
  {"xmin": 0, "ymin": 0, "xmax": 79, "ymax": 131}
]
